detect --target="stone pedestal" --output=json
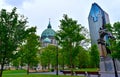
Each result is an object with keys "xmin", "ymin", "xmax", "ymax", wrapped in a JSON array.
[
  {"xmin": 98, "ymin": 39, "xmax": 115, "ymax": 72},
  {"xmin": 115, "ymin": 59, "xmax": 120, "ymax": 71},
  {"xmin": 100, "ymin": 56, "xmax": 115, "ymax": 72},
  {"xmin": 97, "ymin": 39, "xmax": 106, "ymax": 57}
]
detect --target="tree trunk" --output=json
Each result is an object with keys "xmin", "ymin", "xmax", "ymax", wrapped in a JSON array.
[
  {"xmin": 27, "ymin": 64, "xmax": 30, "ymax": 75},
  {"xmin": 8, "ymin": 63, "xmax": 11, "ymax": 70},
  {"xmin": 70, "ymin": 44, "xmax": 73, "ymax": 76},
  {"xmin": 70, "ymin": 54, "xmax": 73, "ymax": 76},
  {"xmin": 0, "ymin": 62, "xmax": 5, "ymax": 77},
  {"xmin": 48, "ymin": 63, "xmax": 50, "ymax": 70},
  {"xmin": 62, "ymin": 53, "xmax": 64, "ymax": 70},
  {"xmin": 62, "ymin": 62, "xmax": 64, "ymax": 70}
]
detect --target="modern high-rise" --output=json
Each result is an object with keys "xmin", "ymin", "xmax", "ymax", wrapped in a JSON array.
[
  {"xmin": 88, "ymin": 3, "xmax": 120, "ymax": 72},
  {"xmin": 88, "ymin": 3, "xmax": 110, "ymax": 45}
]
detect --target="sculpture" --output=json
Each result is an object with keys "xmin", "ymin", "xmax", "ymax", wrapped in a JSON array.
[{"xmin": 98, "ymin": 26, "xmax": 118, "ymax": 77}]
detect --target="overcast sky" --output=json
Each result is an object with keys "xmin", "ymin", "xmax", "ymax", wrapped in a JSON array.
[{"xmin": 0, "ymin": 0, "xmax": 120, "ymax": 36}]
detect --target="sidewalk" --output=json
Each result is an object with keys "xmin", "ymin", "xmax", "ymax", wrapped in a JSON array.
[{"xmin": 100, "ymin": 71, "xmax": 120, "ymax": 77}]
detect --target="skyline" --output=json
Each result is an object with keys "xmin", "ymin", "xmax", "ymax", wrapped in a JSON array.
[{"xmin": 0, "ymin": 0, "xmax": 120, "ymax": 36}]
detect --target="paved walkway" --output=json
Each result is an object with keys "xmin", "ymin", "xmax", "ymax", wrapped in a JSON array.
[
  {"xmin": 100, "ymin": 72, "xmax": 120, "ymax": 77},
  {"xmin": 30, "ymin": 71, "xmax": 120, "ymax": 77}
]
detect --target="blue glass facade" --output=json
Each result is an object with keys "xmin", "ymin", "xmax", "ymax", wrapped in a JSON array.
[
  {"xmin": 89, "ymin": 3, "xmax": 101, "ymax": 22},
  {"xmin": 88, "ymin": 3, "xmax": 110, "ymax": 45},
  {"xmin": 88, "ymin": 3, "xmax": 120, "ymax": 72},
  {"xmin": 89, "ymin": 3, "xmax": 107, "ymax": 27}
]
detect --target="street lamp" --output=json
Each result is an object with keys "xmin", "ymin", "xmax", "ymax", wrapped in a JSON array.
[
  {"xmin": 56, "ymin": 41, "xmax": 58, "ymax": 75},
  {"xmin": 112, "ymin": 58, "xmax": 118, "ymax": 77}
]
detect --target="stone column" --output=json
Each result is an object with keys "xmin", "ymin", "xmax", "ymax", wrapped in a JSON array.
[{"xmin": 97, "ymin": 39, "xmax": 114, "ymax": 72}]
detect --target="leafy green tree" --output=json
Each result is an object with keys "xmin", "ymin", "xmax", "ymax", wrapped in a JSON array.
[
  {"xmin": 46, "ymin": 45, "xmax": 57, "ymax": 70},
  {"xmin": 0, "ymin": 8, "xmax": 35, "ymax": 77},
  {"xmin": 40, "ymin": 45, "xmax": 58, "ymax": 70},
  {"xmin": 12, "ymin": 57, "xmax": 20, "ymax": 70},
  {"xmin": 19, "ymin": 31, "xmax": 40, "ymax": 74},
  {"xmin": 112, "ymin": 22, "xmax": 120, "ymax": 60},
  {"xmin": 40, "ymin": 49, "xmax": 50, "ymax": 70},
  {"xmin": 55, "ymin": 14, "xmax": 86, "ymax": 75},
  {"xmin": 90, "ymin": 44, "xmax": 100, "ymax": 68},
  {"xmin": 80, "ymin": 27, "xmax": 90, "ymax": 49},
  {"xmin": 58, "ymin": 48, "xmax": 67, "ymax": 70},
  {"xmin": 12, "ymin": 44, "xmax": 26, "ymax": 70},
  {"xmin": 105, "ymin": 22, "xmax": 120, "ymax": 59},
  {"xmin": 75, "ymin": 46, "xmax": 90, "ymax": 68}
]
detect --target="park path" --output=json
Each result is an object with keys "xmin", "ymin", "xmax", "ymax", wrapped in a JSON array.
[
  {"xmin": 4, "ymin": 70, "xmax": 118, "ymax": 77},
  {"xmin": 4, "ymin": 71, "xmax": 120, "ymax": 77},
  {"xmin": 30, "ymin": 71, "xmax": 120, "ymax": 77}
]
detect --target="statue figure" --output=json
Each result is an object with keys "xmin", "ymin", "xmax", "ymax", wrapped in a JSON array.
[
  {"xmin": 97, "ymin": 26, "xmax": 119, "ymax": 73},
  {"xmin": 98, "ymin": 27, "xmax": 114, "ymax": 57}
]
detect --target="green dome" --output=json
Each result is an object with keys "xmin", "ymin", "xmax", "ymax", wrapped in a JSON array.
[
  {"xmin": 41, "ymin": 21, "xmax": 56, "ymax": 38},
  {"xmin": 41, "ymin": 28, "xmax": 56, "ymax": 37},
  {"xmin": 43, "ymin": 37, "xmax": 51, "ymax": 43}
]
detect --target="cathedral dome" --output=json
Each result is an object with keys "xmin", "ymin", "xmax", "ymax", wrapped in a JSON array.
[
  {"xmin": 41, "ymin": 21, "xmax": 56, "ymax": 39},
  {"xmin": 43, "ymin": 37, "xmax": 51, "ymax": 43}
]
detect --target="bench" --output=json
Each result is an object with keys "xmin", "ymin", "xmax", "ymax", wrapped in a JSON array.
[
  {"xmin": 61, "ymin": 70, "xmax": 73, "ymax": 75},
  {"xmin": 87, "ymin": 71, "xmax": 100, "ymax": 77},
  {"xmin": 74, "ymin": 71, "xmax": 86, "ymax": 76}
]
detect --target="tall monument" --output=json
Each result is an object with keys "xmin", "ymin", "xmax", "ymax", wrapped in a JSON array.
[{"xmin": 88, "ymin": 3, "xmax": 120, "ymax": 73}]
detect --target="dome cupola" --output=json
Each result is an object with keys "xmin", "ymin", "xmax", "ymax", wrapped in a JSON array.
[
  {"xmin": 41, "ymin": 19, "xmax": 56, "ymax": 39},
  {"xmin": 43, "ymin": 37, "xmax": 51, "ymax": 43}
]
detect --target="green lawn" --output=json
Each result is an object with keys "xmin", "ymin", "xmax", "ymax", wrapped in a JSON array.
[
  {"xmin": 3, "ymin": 74, "xmax": 83, "ymax": 77},
  {"xmin": 2, "ymin": 68, "xmax": 98, "ymax": 77},
  {"xmin": 78, "ymin": 68, "xmax": 99, "ymax": 72},
  {"xmin": 3, "ymin": 70, "xmax": 84, "ymax": 77},
  {"xmin": 63, "ymin": 68, "xmax": 99, "ymax": 72},
  {"xmin": 3, "ymin": 68, "xmax": 98, "ymax": 74},
  {"xmin": 3, "ymin": 70, "xmax": 26, "ymax": 74}
]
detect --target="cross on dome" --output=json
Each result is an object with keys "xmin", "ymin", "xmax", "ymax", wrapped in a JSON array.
[{"xmin": 47, "ymin": 18, "xmax": 52, "ymax": 28}]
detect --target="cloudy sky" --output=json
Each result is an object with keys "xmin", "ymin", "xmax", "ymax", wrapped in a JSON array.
[{"xmin": 0, "ymin": 0, "xmax": 120, "ymax": 36}]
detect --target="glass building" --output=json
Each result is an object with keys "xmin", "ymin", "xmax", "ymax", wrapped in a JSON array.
[
  {"xmin": 88, "ymin": 3, "xmax": 120, "ymax": 72},
  {"xmin": 88, "ymin": 3, "xmax": 110, "ymax": 45}
]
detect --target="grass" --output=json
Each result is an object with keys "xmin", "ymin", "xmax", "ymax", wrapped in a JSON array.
[
  {"xmin": 3, "ymin": 68, "xmax": 98, "ymax": 74},
  {"xmin": 63, "ymin": 68, "xmax": 99, "ymax": 72},
  {"xmin": 2, "ymin": 68, "xmax": 99, "ymax": 77},
  {"xmin": 2, "ymin": 70, "xmax": 84, "ymax": 77},
  {"xmin": 3, "ymin": 70, "xmax": 26, "ymax": 74},
  {"xmin": 78, "ymin": 68, "xmax": 99, "ymax": 72},
  {"xmin": 3, "ymin": 74, "xmax": 83, "ymax": 77}
]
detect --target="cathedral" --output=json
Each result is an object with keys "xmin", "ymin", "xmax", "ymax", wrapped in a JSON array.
[{"xmin": 41, "ymin": 20, "xmax": 57, "ymax": 47}]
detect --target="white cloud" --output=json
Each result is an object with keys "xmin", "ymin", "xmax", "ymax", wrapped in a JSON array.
[
  {"xmin": 0, "ymin": 0, "xmax": 120, "ymax": 36},
  {"xmin": 19, "ymin": 0, "xmax": 94, "ymax": 35},
  {"xmin": 0, "ymin": 0, "xmax": 13, "ymax": 11}
]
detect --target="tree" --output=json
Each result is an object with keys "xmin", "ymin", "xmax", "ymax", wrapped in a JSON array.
[
  {"xmin": 12, "ymin": 57, "xmax": 20, "ymax": 70},
  {"xmin": 55, "ymin": 14, "xmax": 86, "ymax": 75},
  {"xmin": 80, "ymin": 27, "xmax": 91, "ymax": 49},
  {"xmin": 40, "ymin": 49, "xmax": 50, "ymax": 70},
  {"xmin": 0, "ymin": 8, "xmax": 36, "ymax": 77},
  {"xmin": 75, "ymin": 46, "xmax": 90, "ymax": 68},
  {"xmin": 58, "ymin": 48, "xmax": 67, "ymax": 70},
  {"xmin": 40, "ymin": 45, "xmax": 58, "ymax": 70},
  {"xmin": 105, "ymin": 22, "xmax": 120, "ymax": 59},
  {"xmin": 90, "ymin": 44, "xmax": 100, "ymax": 68},
  {"xmin": 19, "ymin": 31, "xmax": 40, "ymax": 74}
]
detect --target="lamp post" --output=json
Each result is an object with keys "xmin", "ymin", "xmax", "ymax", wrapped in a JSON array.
[
  {"xmin": 112, "ymin": 58, "xmax": 118, "ymax": 77},
  {"xmin": 56, "ymin": 41, "xmax": 58, "ymax": 75}
]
